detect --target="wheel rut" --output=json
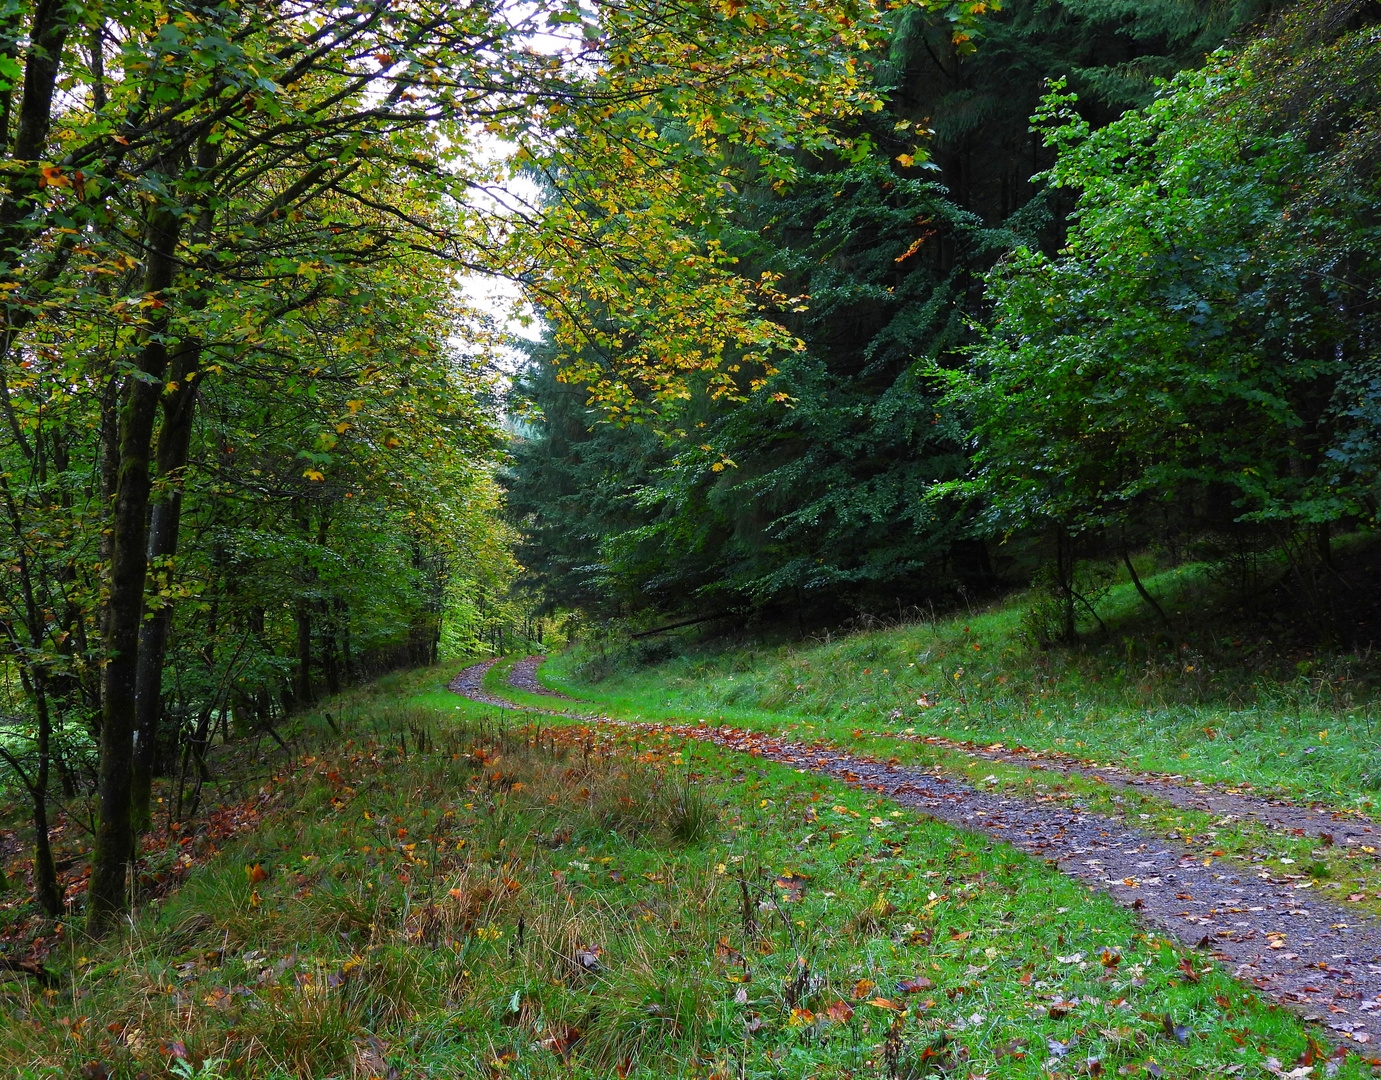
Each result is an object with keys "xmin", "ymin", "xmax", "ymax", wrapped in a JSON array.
[{"xmin": 448, "ymin": 657, "xmax": 1381, "ymax": 1045}]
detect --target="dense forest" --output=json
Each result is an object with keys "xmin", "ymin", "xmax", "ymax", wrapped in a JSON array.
[
  {"xmin": 509, "ymin": 0, "xmax": 1381, "ymax": 647},
  {"xmin": 0, "ymin": 0, "xmax": 938, "ymax": 933}
]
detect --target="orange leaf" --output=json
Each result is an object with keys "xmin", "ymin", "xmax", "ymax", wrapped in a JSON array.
[{"xmin": 245, "ymin": 862, "xmax": 268, "ymax": 884}]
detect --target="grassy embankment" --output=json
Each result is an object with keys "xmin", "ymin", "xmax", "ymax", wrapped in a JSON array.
[
  {"xmin": 505, "ymin": 557, "xmax": 1381, "ymax": 912},
  {"xmin": 2, "ymin": 666, "xmax": 1354, "ymax": 1078}
]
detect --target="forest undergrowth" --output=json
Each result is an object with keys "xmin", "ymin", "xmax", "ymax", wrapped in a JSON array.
[{"xmin": 0, "ymin": 667, "xmax": 1361, "ymax": 1079}]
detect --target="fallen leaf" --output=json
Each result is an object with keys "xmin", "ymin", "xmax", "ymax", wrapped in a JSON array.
[{"xmin": 775, "ymin": 872, "xmax": 810, "ymax": 901}]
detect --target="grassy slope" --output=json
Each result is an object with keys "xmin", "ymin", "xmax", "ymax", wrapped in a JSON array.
[
  {"xmin": 2, "ymin": 667, "xmax": 1356, "ymax": 1079},
  {"xmin": 539, "ymin": 561, "xmax": 1381, "ymax": 807}
]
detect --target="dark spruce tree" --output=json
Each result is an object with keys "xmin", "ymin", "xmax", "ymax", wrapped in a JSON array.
[{"xmin": 506, "ymin": 0, "xmax": 1279, "ymax": 623}]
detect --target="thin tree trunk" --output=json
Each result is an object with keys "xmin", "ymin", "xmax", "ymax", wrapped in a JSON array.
[
  {"xmin": 294, "ymin": 598, "xmax": 313, "ymax": 707},
  {"xmin": 1055, "ymin": 527, "xmax": 1076, "ymax": 645},
  {"xmin": 0, "ymin": 470, "xmax": 60, "ymax": 913},
  {"xmin": 88, "ymin": 206, "xmax": 182, "ymax": 937},
  {"xmin": 1121, "ymin": 542, "xmax": 1170, "ymax": 628},
  {"xmin": 129, "ymin": 337, "xmax": 203, "ymax": 832},
  {"xmin": 30, "ymin": 674, "xmax": 59, "ymax": 915},
  {"xmin": 130, "ymin": 135, "xmax": 217, "ymax": 833}
]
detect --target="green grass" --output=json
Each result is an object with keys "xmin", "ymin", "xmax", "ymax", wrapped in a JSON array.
[
  {"xmin": 538, "ymin": 556, "xmax": 1381, "ymax": 809},
  {"xmin": 1, "ymin": 665, "xmax": 1358, "ymax": 1078}
]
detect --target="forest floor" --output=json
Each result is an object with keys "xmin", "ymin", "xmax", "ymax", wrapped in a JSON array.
[{"xmin": 450, "ymin": 654, "xmax": 1381, "ymax": 1052}]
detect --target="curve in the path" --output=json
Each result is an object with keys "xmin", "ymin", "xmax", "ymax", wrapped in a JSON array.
[
  {"xmin": 506, "ymin": 654, "xmax": 578, "ymax": 700},
  {"xmin": 447, "ymin": 658, "xmax": 1381, "ymax": 1045}
]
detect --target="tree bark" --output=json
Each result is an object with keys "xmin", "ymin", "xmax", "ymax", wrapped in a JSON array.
[
  {"xmin": 29, "ymin": 674, "xmax": 60, "ymax": 915},
  {"xmin": 129, "ymin": 337, "xmax": 203, "ymax": 832},
  {"xmin": 1055, "ymin": 527, "xmax": 1076, "ymax": 645},
  {"xmin": 130, "ymin": 135, "xmax": 217, "ymax": 833},
  {"xmin": 87, "ymin": 207, "xmax": 181, "ymax": 937}
]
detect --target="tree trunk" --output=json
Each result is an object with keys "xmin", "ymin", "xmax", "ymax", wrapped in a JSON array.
[
  {"xmin": 294, "ymin": 598, "xmax": 313, "ymax": 708},
  {"xmin": 88, "ymin": 207, "xmax": 182, "ymax": 937},
  {"xmin": 129, "ymin": 337, "xmax": 203, "ymax": 832},
  {"xmin": 130, "ymin": 135, "xmax": 217, "ymax": 832},
  {"xmin": 30, "ymin": 674, "xmax": 59, "ymax": 916},
  {"xmin": 1121, "ymin": 539, "xmax": 1170, "ymax": 629},
  {"xmin": 1055, "ymin": 527, "xmax": 1077, "ymax": 645}
]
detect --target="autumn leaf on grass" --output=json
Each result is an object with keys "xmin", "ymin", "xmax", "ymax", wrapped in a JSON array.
[
  {"xmin": 539, "ymin": 1026, "xmax": 583, "ymax": 1057},
  {"xmin": 1158, "ymin": 1014, "xmax": 1192, "ymax": 1044},
  {"xmin": 787, "ymin": 1007, "xmax": 816, "ymax": 1027},
  {"xmin": 245, "ymin": 863, "xmax": 268, "ymax": 884},
  {"xmin": 995, "ymin": 1038, "xmax": 1027, "ymax": 1060},
  {"xmin": 1100, "ymin": 950, "xmax": 1121, "ymax": 969},
  {"xmin": 715, "ymin": 937, "xmax": 743, "ymax": 961},
  {"xmin": 826, "ymin": 1000, "xmax": 855, "ymax": 1023},
  {"xmin": 851, "ymin": 978, "xmax": 876, "ymax": 1000},
  {"xmin": 868, "ymin": 997, "xmax": 903, "ymax": 1011},
  {"xmin": 1048, "ymin": 1000, "xmax": 1077, "ymax": 1020},
  {"xmin": 898, "ymin": 976, "xmax": 934, "ymax": 994},
  {"xmin": 775, "ymin": 871, "xmax": 809, "ymax": 901},
  {"xmin": 1177, "ymin": 957, "xmax": 1200, "ymax": 984}
]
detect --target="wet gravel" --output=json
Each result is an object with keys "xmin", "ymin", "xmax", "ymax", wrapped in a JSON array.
[
  {"xmin": 506, "ymin": 655, "xmax": 577, "ymax": 700},
  {"xmin": 893, "ymin": 733, "xmax": 1378, "ymax": 848},
  {"xmin": 446, "ymin": 658, "xmax": 1381, "ymax": 1043}
]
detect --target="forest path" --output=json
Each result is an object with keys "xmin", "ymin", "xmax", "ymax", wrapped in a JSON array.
[{"xmin": 448, "ymin": 657, "xmax": 1381, "ymax": 1044}]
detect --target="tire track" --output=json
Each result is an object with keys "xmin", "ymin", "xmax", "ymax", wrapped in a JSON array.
[{"xmin": 448, "ymin": 658, "xmax": 1381, "ymax": 1044}]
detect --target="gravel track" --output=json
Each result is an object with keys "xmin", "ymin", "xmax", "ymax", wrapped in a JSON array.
[{"xmin": 446, "ymin": 657, "xmax": 1381, "ymax": 1045}]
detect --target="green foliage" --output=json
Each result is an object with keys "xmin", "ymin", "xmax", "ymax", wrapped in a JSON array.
[
  {"xmin": 507, "ymin": 0, "xmax": 1283, "ymax": 622},
  {"xmin": 947, "ymin": 3, "xmax": 1381, "ymax": 578}
]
